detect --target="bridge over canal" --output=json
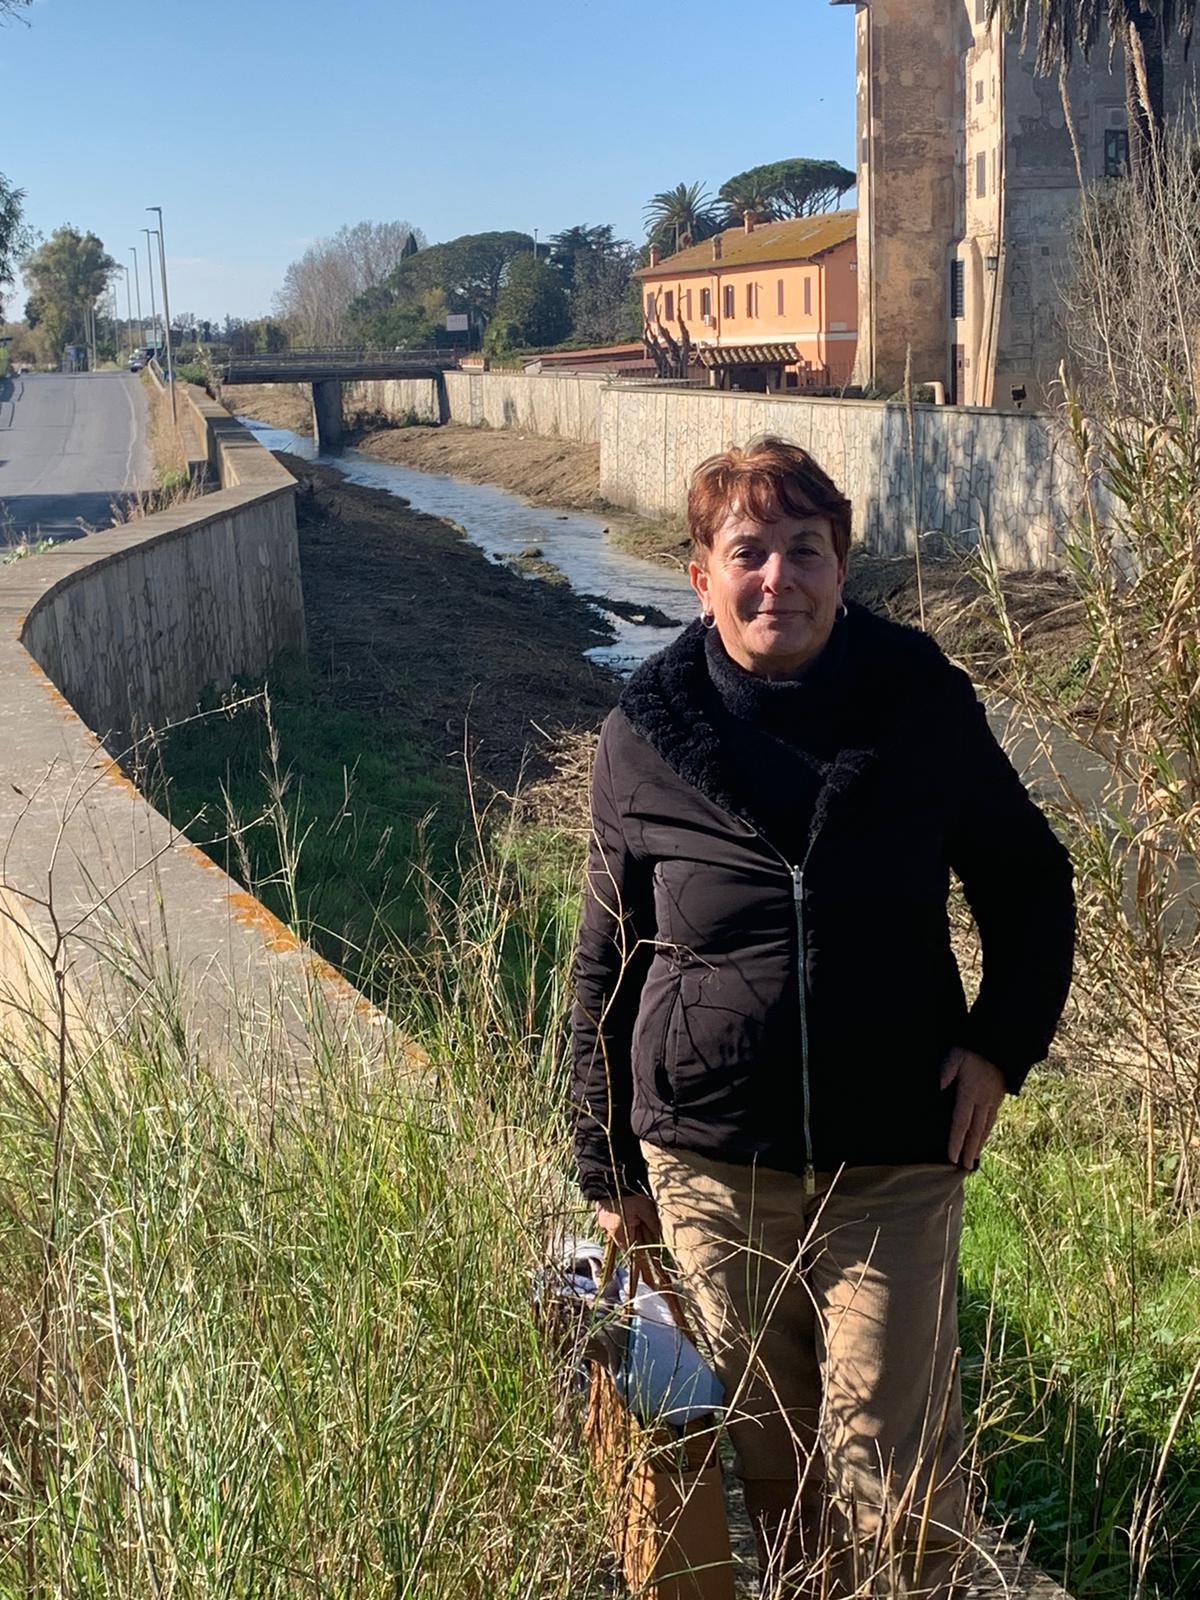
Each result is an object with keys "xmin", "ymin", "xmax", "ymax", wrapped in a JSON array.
[{"xmin": 219, "ymin": 349, "xmax": 459, "ymax": 449}]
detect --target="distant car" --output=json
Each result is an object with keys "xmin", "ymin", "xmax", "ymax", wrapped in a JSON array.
[{"xmin": 128, "ymin": 354, "xmax": 146, "ymax": 372}]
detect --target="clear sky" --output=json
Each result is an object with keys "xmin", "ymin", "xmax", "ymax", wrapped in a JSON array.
[{"xmin": 4, "ymin": 0, "xmax": 857, "ymax": 323}]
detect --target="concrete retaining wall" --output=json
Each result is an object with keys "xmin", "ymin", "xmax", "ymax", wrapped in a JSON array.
[
  {"xmin": 598, "ymin": 385, "xmax": 1081, "ymax": 570},
  {"xmin": 344, "ymin": 370, "xmax": 604, "ymax": 443},
  {"xmin": 0, "ymin": 385, "xmax": 382, "ymax": 1074}
]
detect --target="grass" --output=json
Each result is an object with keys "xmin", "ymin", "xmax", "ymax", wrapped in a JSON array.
[
  {"xmin": 144, "ymin": 658, "xmax": 468, "ymax": 987},
  {"xmin": 148, "ymin": 682, "xmax": 1200, "ymax": 1597},
  {"xmin": 960, "ymin": 1069, "xmax": 1200, "ymax": 1596},
  {"xmin": 0, "ymin": 823, "xmax": 612, "ymax": 1599}
]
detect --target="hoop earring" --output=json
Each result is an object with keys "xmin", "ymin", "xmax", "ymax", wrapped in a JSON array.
[
  {"xmin": 838, "ymin": 601, "xmax": 848, "ymax": 620},
  {"xmin": 702, "ymin": 612, "xmax": 716, "ymax": 630}
]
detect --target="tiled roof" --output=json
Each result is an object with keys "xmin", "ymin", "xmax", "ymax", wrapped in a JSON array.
[{"xmin": 636, "ymin": 210, "xmax": 858, "ymax": 278}]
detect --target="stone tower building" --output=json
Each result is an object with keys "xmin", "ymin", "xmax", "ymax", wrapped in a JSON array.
[{"xmin": 835, "ymin": 0, "xmax": 1197, "ymax": 408}]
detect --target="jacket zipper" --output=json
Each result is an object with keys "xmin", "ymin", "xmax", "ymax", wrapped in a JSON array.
[
  {"xmin": 791, "ymin": 863, "xmax": 817, "ymax": 1195},
  {"xmin": 761, "ymin": 825, "xmax": 825, "ymax": 1190},
  {"xmin": 693, "ymin": 797, "xmax": 832, "ymax": 1196}
]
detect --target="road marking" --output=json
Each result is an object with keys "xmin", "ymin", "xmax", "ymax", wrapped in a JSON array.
[{"xmin": 120, "ymin": 373, "xmax": 140, "ymax": 491}]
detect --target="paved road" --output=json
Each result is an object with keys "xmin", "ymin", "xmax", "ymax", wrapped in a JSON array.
[{"xmin": 0, "ymin": 371, "xmax": 153, "ymax": 543}]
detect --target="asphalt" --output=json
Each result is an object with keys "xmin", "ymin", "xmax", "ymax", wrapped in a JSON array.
[{"xmin": 0, "ymin": 370, "xmax": 153, "ymax": 543}]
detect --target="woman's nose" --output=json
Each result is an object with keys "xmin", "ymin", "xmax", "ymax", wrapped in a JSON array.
[{"xmin": 761, "ymin": 553, "xmax": 794, "ymax": 591}]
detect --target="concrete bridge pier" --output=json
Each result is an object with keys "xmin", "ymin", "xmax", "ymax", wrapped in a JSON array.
[{"xmin": 311, "ymin": 379, "xmax": 344, "ymax": 451}]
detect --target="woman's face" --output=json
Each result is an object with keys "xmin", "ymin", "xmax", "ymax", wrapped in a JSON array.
[{"xmin": 689, "ymin": 508, "xmax": 847, "ymax": 679}]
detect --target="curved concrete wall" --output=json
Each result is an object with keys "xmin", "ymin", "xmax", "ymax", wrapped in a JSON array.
[{"xmin": 0, "ymin": 385, "xmax": 380, "ymax": 1069}]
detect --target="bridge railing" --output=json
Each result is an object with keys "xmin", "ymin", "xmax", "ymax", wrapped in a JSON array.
[{"xmin": 223, "ymin": 348, "xmax": 460, "ymax": 371}]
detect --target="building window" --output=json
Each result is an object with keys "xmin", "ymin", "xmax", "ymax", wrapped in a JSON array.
[
  {"xmin": 974, "ymin": 0, "xmax": 986, "ymax": 21},
  {"xmin": 777, "ymin": 278, "xmax": 785, "ymax": 315},
  {"xmin": 724, "ymin": 284, "xmax": 735, "ymax": 318},
  {"xmin": 683, "ymin": 289, "xmax": 692, "ymax": 320},
  {"xmin": 803, "ymin": 276, "xmax": 812, "ymax": 316},
  {"xmin": 1105, "ymin": 127, "xmax": 1130, "ymax": 177},
  {"xmin": 746, "ymin": 282, "xmax": 756, "ymax": 318},
  {"xmin": 664, "ymin": 290, "xmax": 674, "ymax": 321},
  {"xmin": 975, "ymin": 78, "xmax": 984, "ymax": 104},
  {"xmin": 645, "ymin": 292, "xmax": 655, "ymax": 320},
  {"xmin": 701, "ymin": 287, "xmax": 712, "ymax": 319},
  {"xmin": 975, "ymin": 151, "xmax": 987, "ymax": 198},
  {"xmin": 950, "ymin": 259, "xmax": 965, "ymax": 320}
]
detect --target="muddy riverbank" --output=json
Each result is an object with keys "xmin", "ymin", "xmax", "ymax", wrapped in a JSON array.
[{"xmin": 282, "ymin": 452, "xmax": 619, "ymax": 794}]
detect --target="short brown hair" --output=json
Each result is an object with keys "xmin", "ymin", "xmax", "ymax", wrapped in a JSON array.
[{"xmin": 687, "ymin": 437, "xmax": 852, "ymax": 564}]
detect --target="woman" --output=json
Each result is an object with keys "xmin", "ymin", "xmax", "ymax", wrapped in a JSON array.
[{"xmin": 571, "ymin": 439, "xmax": 1074, "ymax": 1598}]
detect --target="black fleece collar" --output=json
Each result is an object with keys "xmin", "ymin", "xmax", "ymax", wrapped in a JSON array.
[{"xmin": 619, "ymin": 602, "xmax": 889, "ymax": 846}]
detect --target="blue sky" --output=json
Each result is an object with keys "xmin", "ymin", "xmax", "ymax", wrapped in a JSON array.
[{"xmin": 5, "ymin": 0, "xmax": 857, "ymax": 321}]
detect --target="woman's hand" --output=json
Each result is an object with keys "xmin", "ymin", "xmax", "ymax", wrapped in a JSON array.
[
  {"xmin": 941, "ymin": 1046, "xmax": 1006, "ymax": 1169},
  {"xmin": 596, "ymin": 1194, "xmax": 662, "ymax": 1251}
]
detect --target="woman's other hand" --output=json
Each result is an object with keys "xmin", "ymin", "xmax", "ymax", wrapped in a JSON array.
[
  {"xmin": 941, "ymin": 1046, "xmax": 1006, "ymax": 1169},
  {"xmin": 596, "ymin": 1194, "xmax": 662, "ymax": 1250}
]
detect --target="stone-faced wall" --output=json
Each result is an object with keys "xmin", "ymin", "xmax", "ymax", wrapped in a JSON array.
[{"xmin": 599, "ymin": 383, "xmax": 1084, "ymax": 570}]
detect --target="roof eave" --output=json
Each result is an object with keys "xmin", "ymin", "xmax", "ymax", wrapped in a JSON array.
[{"xmin": 634, "ymin": 235, "xmax": 856, "ymax": 281}]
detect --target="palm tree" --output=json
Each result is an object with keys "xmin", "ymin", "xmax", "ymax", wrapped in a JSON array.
[
  {"xmin": 989, "ymin": 0, "xmax": 1196, "ymax": 183},
  {"xmin": 642, "ymin": 183, "xmax": 721, "ymax": 254}
]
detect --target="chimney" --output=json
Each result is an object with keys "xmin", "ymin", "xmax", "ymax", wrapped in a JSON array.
[
  {"xmin": 744, "ymin": 210, "xmax": 757, "ymax": 233},
  {"xmin": 712, "ymin": 234, "xmax": 723, "ymax": 262},
  {"xmin": 649, "ymin": 244, "xmax": 660, "ymax": 267}
]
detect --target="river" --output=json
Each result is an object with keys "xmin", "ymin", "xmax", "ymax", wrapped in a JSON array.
[{"xmin": 239, "ymin": 419, "xmax": 694, "ymax": 675}]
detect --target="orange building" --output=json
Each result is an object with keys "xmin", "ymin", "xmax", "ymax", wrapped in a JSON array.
[{"xmin": 635, "ymin": 210, "xmax": 859, "ymax": 392}]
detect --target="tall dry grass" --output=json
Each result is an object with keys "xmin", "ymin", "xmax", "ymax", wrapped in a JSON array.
[
  {"xmin": 955, "ymin": 117, "xmax": 1200, "ymax": 1597},
  {"xmin": 0, "ymin": 795, "xmax": 612, "ymax": 1599}
]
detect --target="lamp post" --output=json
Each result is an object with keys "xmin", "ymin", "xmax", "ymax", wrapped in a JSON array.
[
  {"xmin": 130, "ymin": 247, "xmax": 145, "ymax": 349},
  {"xmin": 119, "ymin": 265, "xmax": 134, "ymax": 361},
  {"xmin": 146, "ymin": 205, "xmax": 175, "ymax": 420},
  {"xmin": 141, "ymin": 228, "xmax": 158, "ymax": 349}
]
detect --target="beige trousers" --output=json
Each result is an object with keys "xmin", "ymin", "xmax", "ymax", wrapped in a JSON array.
[{"xmin": 642, "ymin": 1143, "xmax": 969, "ymax": 1599}]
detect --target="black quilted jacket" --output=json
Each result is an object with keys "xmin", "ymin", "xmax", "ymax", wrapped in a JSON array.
[{"xmin": 571, "ymin": 603, "xmax": 1075, "ymax": 1203}]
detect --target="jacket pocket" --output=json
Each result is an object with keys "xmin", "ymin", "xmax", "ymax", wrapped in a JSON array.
[
  {"xmin": 650, "ymin": 977, "xmax": 684, "ymax": 1114},
  {"xmin": 660, "ymin": 971, "xmax": 756, "ymax": 1113}
]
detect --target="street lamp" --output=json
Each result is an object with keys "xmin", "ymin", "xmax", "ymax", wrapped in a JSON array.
[
  {"xmin": 130, "ymin": 247, "xmax": 145, "ymax": 349},
  {"xmin": 118, "ymin": 264, "xmax": 134, "ymax": 361},
  {"xmin": 146, "ymin": 205, "xmax": 176, "ymax": 420},
  {"xmin": 141, "ymin": 228, "xmax": 159, "ymax": 350}
]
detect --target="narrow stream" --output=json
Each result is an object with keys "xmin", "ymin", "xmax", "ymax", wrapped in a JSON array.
[{"xmin": 239, "ymin": 420, "xmax": 694, "ymax": 674}]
